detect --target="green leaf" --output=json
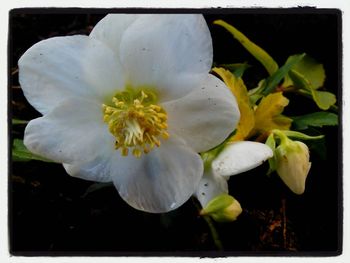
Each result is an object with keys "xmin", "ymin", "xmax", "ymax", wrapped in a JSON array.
[
  {"xmin": 289, "ymin": 69, "xmax": 337, "ymax": 110},
  {"xmin": 261, "ymin": 53, "xmax": 306, "ymax": 96},
  {"xmin": 292, "ymin": 112, "xmax": 338, "ymax": 130},
  {"xmin": 12, "ymin": 119, "xmax": 29, "ymax": 125},
  {"xmin": 285, "ymin": 54, "xmax": 325, "ymax": 90},
  {"xmin": 288, "ymin": 69, "xmax": 309, "ymax": 91},
  {"xmin": 12, "ymin": 139, "xmax": 54, "ymax": 162},
  {"xmin": 311, "ymin": 90, "xmax": 337, "ymax": 111},
  {"xmin": 219, "ymin": 63, "xmax": 251, "ymax": 78},
  {"xmin": 214, "ymin": 20, "xmax": 279, "ymax": 76}
]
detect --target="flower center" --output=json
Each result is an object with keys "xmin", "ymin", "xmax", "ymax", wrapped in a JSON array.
[{"xmin": 102, "ymin": 87, "xmax": 169, "ymax": 158}]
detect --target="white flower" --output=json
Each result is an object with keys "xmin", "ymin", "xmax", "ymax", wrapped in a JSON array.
[
  {"xmin": 195, "ymin": 141, "xmax": 273, "ymax": 211},
  {"xmin": 18, "ymin": 14, "xmax": 240, "ymax": 213}
]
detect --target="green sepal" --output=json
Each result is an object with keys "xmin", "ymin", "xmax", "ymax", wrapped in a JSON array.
[
  {"xmin": 12, "ymin": 139, "xmax": 55, "ymax": 162},
  {"xmin": 201, "ymin": 194, "xmax": 234, "ymax": 214},
  {"xmin": 200, "ymin": 194, "xmax": 242, "ymax": 223}
]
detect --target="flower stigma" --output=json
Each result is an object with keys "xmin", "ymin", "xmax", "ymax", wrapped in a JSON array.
[{"xmin": 102, "ymin": 86, "xmax": 169, "ymax": 158}]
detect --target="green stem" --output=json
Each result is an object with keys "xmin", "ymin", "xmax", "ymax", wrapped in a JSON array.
[
  {"xmin": 272, "ymin": 129, "xmax": 290, "ymax": 146},
  {"xmin": 191, "ymin": 197, "xmax": 223, "ymax": 250},
  {"xmin": 203, "ymin": 215, "xmax": 224, "ymax": 250}
]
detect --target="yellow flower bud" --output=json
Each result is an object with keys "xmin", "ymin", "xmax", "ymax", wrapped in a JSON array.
[
  {"xmin": 200, "ymin": 194, "xmax": 242, "ymax": 223},
  {"xmin": 275, "ymin": 138, "xmax": 311, "ymax": 194}
]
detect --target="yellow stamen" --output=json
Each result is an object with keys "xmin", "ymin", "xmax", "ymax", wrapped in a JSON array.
[{"xmin": 102, "ymin": 87, "xmax": 169, "ymax": 158}]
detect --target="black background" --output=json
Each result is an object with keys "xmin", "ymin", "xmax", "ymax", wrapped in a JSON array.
[{"xmin": 9, "ymin": 8, "xmax": 341, "ymax": 256}]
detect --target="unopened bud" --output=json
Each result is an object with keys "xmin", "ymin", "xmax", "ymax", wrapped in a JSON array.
[
  {"xmin": 275, "ymin": 138, "xmax": 311, "ymax": 194},
  {"xmin": 200, "ymin": 194, "xmax": 242, "ymax": 223}
]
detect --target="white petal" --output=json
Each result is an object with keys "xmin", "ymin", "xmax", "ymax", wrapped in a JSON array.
[
  {"xmin": 19, "ymin": 35, "xmax": 124, "ymax": 114},
  {"xmin": 119, "ymin": 14, "xmax": 212, "ymax": 101},
  {"xmin": 194, "ymin": 170, "xmax": 228, "ymax": 208},
  {"xmin": 111, "ymin": 136, "xmax": 203, "ymax": 213},
  {"xmin": 212, "ymin": 141, "xmax": 273, "ymax": 177},
  {"xmin": 163, "ymin": 74, "xmax": 240, "ymax": 153},
  {"xmin": 24, "ymin": 98, "xmax": 114, "ymax": 164},
  {"xmin": 90, "ymin": 14, "xmax": 139, "ymax": 54},
  {"xmin": 63, "ymin": 152, "xmax": 113, "ymax": 183}
]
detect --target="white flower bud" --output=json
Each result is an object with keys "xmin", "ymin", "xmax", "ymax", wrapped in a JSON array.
[{"xmin": 275, "ymin": 139, "xmax": 311, "ymax": 194}]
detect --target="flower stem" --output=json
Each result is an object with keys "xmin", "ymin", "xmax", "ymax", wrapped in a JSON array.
[
  {"xmin": 272, "ymin": 129, "xmax": 290, "ymax": 146},
  {"xmin": 203, "ymin": 215, "xmax": 224, "ymax": 250},
  {"xmin": 191, "ymin": 197, "xmax": 223, "ymax": 250}
]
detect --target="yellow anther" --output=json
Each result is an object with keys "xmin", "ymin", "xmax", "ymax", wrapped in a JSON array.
[
  {"xmin": 102, "ymin": 87, "xmax": 169, "ymax": 158},
  {"xmin": 132, "ymin": 148, "xmax": 142, "ymax": 158},
  {"xmin": 154, "ymin": 140, "xmax": 161, "ymax": 147},
  {"xmin": 121, "ymin": 147, "xmax": 129, "ymax": 156},
  {"xmin": 150, "ymin": 105, "xmax": 161, "ymax": 111},
  {"xmin": 162, "ymin": 131, "xmax": 170, "ymax": 139}
]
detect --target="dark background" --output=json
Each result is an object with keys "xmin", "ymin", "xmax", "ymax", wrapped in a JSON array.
[{"xmin": 9, "ymin": 8, "xmax": 341, "ymax": 256}]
